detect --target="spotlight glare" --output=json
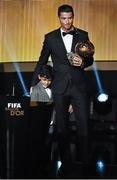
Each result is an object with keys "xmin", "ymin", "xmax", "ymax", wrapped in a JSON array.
[
  {"xmin": 97, "ymin": 93, "xmax": 108, "ymax": 102},
  {"xmin": 23, "ymin": 92, "xmax": 30, "ymax": 97},
  {"xmin": 96, "ymin": 160, "xmax": 105, "ymax": 176},
  {"xmin": 96, "ymin": 160, "xmax": 104, "ymax": 169},
  {"xmin": 57, "ymin": 160, "xmax": 62, "ymax": 169}
]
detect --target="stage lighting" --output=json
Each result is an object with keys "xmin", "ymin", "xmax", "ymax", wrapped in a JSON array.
[
  {"xmin": 93, "ymin": 93, "xmax": 112, "ymax": 115},
  {"xmin": 96, "ymin": 160, "xmax": 104, "ymax": 169},
  {"xmin": 57, "ymin": 160, "xmax": 62, "ymax": 169},
  {"xmin": 23, "ymin": 92, "xmax": 30, "ymax": 97},
  {"xmin": 96, "ymin": 160, "xmax": 105, "ymax": 176},
  {"xmin": 97, "ymin": 93, "xmax": 108, "ymax": 102}
]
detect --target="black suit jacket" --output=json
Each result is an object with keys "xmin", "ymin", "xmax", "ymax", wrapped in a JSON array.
[{"xmin": 31, "ymin": 27, "xmax": 94, "ymax": 94}]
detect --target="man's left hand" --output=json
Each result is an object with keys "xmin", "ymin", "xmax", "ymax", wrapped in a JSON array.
[{"xmin": 72, "ymin": 55, "xmax": 83, "ymax": 66}]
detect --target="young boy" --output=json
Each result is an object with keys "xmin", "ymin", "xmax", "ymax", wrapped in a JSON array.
[
  {"xmin": 29, "ymin": 65, "xmax": 54, "ymax": 177},
  {"xmin": 30, "ymin": 65, "xmax": 53, "ymax": 102}
]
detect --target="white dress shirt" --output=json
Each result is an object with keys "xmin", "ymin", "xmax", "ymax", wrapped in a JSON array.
[
  {"xmin": 45, "ymin": 88, "xmax": 52, "ymax": 99},
  {"xmin": 61, "ymin": 28, "xmax": 73, "ymax": 53}
]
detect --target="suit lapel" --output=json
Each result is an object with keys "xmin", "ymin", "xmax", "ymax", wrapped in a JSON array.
[
  {"xmin": 71, "ymin": 29, "xmax": 81, "ymax": 53},
  {"xmin": 55, "ymin": 29, "xmax": 68, "ymax": 55},
  {"xmin": 55, "ymin": 28, "xmax": 81, "ymax": 54},
  {"xmin": 54, "ymin": 28, "xmax": 83, "ymax": 56},
  {"xmin": 38, "ymin": 82, "xmax": 50, "ymax": 101},
  {"xmin": 71, "ymin": 36, "xmax": 78, "ymax": 53}
]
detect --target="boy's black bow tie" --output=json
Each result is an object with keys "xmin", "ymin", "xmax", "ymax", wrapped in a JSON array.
[{"xmin": 62, "ymin": 30, "xmax": 75, "ymax": 36}]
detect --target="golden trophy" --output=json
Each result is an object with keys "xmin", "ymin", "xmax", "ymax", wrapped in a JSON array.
[{"xmin": 67, "ymin": 40, "xmax": 95, "ymax": 65}]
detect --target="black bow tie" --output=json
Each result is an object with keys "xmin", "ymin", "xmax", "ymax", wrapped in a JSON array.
[
  {"xmin": 62, "ymin": 30, "xmax": 75, "ymax": 36},
  {"xmin": 43, "ymin": 86, "xmax": 50, "ymax": 89}
]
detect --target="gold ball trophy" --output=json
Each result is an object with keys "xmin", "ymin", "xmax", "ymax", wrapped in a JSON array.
[{"xmin": 67, "ymin": 40, "xmax": 95, "ymax": 65}]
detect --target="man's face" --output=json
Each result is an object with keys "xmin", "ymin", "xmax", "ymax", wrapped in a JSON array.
[
  {"xmin": 59, "ymin": 12, "xmax": 74, "ymax": 32},
  {"xmin": 38, "ymin": 76, "xmax": 51, "ymax": 88}
]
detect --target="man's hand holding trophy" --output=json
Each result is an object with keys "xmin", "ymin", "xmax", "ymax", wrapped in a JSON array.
[{"xmin": 67, "ymin": 40, "xmax": 95, "ymax": 67}]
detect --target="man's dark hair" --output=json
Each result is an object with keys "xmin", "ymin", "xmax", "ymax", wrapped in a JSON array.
[
  {"xmin": 39, "ymin": 65, "xmax": 53, "ymax": 80},
  {"xmin": 58, "ymin": 4, "xmax": 74, "ymax": 17}
]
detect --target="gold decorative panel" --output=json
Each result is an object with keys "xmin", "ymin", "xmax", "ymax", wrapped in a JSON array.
[{"xmin": 0, "ymin": 0, "xmax": 117, "ymax": 62}]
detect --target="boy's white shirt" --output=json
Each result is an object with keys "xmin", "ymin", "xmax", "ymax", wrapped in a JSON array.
[{"xmin": 44, "ymin": 87, "xmax": 52, "ymax": 99}]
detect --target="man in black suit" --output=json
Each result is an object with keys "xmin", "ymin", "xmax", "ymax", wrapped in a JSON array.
[{"xmin": 31, "ymin": 4, "xmax": 94, "ymax": 168}]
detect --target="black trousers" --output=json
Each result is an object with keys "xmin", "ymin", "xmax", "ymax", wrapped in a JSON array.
[
  {"xmin": 53, "ymin": 84, "xmax": 89, "ymax": 137},
  {"xmin": 53, "ymin": 84, "xmax": 90, "ymax": 164}
]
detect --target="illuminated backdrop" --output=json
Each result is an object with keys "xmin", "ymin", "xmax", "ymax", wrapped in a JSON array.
[{"xmin": 0, "ymin": 0, "xmax": 117, "ymax": 62}]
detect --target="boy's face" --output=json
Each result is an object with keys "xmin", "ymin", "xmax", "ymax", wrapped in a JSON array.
[{"xmin": 38, "ymin": 75, "xmax": 51, "ymax": 88}]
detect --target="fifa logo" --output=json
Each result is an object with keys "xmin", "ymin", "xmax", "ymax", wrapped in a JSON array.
[
  {"xmin": 7, "ymin": 103, "xmax": 21, "ymax": 109},
  {"xmin": 5, "ymin": 103, "xmax": 24, "ymax": 116}
]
